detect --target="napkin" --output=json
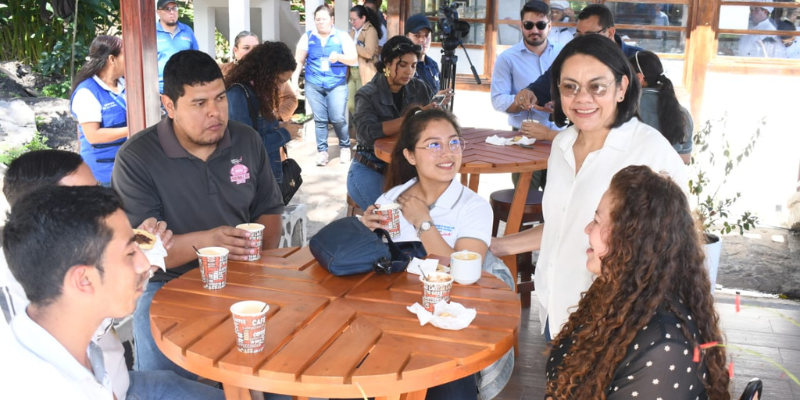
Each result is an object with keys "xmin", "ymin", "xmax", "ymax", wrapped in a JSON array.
[
  {"xmin": 142, "ymin": 234, "xmax": 168, "ymax": 275},
  {"xmin": 484, "ymin": 135, "xmax": 536, "ymax": 146},
  {"xmin": 406, "ymin": 257, "xmax": 442, "ymax": 276},
  {"xmin": 407, "ymin": 301, "xmax": 477, "ymax": 330}
]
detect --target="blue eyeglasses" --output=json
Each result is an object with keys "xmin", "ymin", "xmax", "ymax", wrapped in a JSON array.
[{"xmin": 415, "ymin": 138, "xmax": 467, "ymax": 155}]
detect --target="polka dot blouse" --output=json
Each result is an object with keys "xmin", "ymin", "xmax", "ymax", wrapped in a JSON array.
[{"xmin": 546, "ymin": 300, "xmax": 709, "ymax": 399}]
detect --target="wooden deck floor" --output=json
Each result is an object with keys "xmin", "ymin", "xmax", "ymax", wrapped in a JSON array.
[{"xmin": 495, "ymin": 293, "xmax": 800, "ymax": 400}]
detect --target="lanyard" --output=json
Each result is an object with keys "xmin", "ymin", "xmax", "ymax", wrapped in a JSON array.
[{"xmin": 108, "ymin": 89, "xmax": 127, "ymax": 111}]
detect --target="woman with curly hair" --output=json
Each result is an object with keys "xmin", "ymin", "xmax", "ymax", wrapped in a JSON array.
[
  {"xmin": 629, "ymin": 50, "xmax": 694, "ymax": 164},
  {"xmin": 347, "ymin": 35, "xmax": 448, "ymax": 210},
  {"xmin": 545, "ymin": 165, "xmax": 729, "ymax": 400},
  {"xmin": 226, "ymin": 41, "xmax": 301, "ymax": 183}
]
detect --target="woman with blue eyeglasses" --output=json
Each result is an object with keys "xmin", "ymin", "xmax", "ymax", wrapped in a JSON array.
[{"xmin": 361, "ymin": 106, "xmax": 489, "ymax": 264}]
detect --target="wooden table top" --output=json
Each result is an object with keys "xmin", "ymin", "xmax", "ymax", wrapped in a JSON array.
[
  {"xmin": 150, "ymin": 247, "xmax": 520, "ymax": 399},
  {"xmin": 374, "ymin": 127, "xmax": 551, "ymax": 175}
]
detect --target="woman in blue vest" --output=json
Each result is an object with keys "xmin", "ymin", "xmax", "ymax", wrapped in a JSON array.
[
  {"xmin": 226, "ymin": 41, "xmax": 301, "ymax": 184},
  {"xmin": 293, "ymin": 4, "xmax": 358, "ymax": 166},
  {"xmin": 69, "ymin": 35, "xmax": 128, "ymax": 186}
]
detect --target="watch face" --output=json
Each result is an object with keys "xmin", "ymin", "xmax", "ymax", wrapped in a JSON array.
[{"xmin": 421, "ymin": 221, "xmax": 432, "ymax": 230}]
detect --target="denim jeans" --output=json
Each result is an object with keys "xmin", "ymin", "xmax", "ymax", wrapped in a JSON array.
[
  {"xmin": 346, "ymin": 152, "xmax": 386, "ymax": 210},
  {"xmin": 127, "ymin": 370, "xmax": 224, "ymax": 400},
  {"xmin": 133, "ymin": 281, "xmax": 197, "ymax": 380},
  {"xmin": 305, "ymin": 82, "xmax": 350, "ymax": 152},
  {"xmin": 426, "ymin": 375, "xmax": 478, "ymax": 400}
]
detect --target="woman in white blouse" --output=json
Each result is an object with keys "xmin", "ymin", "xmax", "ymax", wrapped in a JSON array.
[{"xmin": 490, "ymin": 34, "xmax": 687, "ymax": 341}]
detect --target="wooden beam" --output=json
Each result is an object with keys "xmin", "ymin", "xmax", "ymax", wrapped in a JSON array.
[
  {"xmin": 684, "ymin": 0, "xmax": 716, "ymax": 122},
  {"xmin": 120, "ymin": 0, "xmax": 162, "ymax": 136}
]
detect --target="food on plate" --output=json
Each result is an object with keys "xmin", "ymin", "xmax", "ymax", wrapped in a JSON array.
[
  {"xmin": 513, "ymin": 136, "xmax": 522, "ymax": 142},
  {"xmin": 133, "ymin": 229, "xmax": 156, "ymax": 250}
]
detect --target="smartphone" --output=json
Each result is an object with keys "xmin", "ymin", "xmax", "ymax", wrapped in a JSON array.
[
  {"xmin": 290, "ymin": 114, "xmax": 314, "ymax": 125},
  {"xmin": 431, "ymin": 94, "xmax": 447, "ymax": 106}
]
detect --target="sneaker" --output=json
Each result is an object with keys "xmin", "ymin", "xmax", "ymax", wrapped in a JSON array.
[
  {"xmin": 340, "ymin": 147, "xmax": 351, "ymax": 164},
  {"xmin": 316, "ymin": 151, "xmax": 329, "ymax": 166}
]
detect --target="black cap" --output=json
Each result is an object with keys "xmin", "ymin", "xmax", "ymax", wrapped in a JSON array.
[
  {"xmin": 405, "ymin": 13, "xmax": 432, "ymax": 34},
  {"xmin": 157, "ymin": 0, "xmax": 178, "ymax": 9}
]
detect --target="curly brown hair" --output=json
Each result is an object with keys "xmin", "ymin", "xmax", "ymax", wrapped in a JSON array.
[
  {"xmin": 225, "ymin": 41, "xmax": 297, "ymax": 120},
  {"xmin": 547, "ymin": 165, "xmax": 730, "ymax": 400}
]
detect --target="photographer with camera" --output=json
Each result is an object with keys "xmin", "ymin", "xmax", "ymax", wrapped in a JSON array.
[{"xmin": 405, "ymin": 13, "xmax": 441, "ymax": 93}]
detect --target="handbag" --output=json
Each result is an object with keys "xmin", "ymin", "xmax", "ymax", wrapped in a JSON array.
[
  {"xmin": 233, "ymin": 83, "xmax": 302, "ymax": 205},
  {"xmin": 309, "ymin": 217, "xmax": 427, "ymax": 276}
]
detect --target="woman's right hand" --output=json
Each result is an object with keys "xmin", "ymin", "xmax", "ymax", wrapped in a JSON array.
[{"xmin": 361, "ymin": 204, "xmax": 383, "ymax": 230}]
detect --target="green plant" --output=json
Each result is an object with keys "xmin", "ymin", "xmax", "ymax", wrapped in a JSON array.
[
  {"xmin": 0, "ymin": 132, "xmax": 51, "ymax": 166},
  {"xmin": 688, "ymin": 116, "xmax": 763, "ymax": 236},
  {"xmin": 0, "ymin": 0, "xmax": 120, "ymax": 69},
  {"xmin": 38, "ymin": 40, "xmax": 90, "ymax": 78},
  {"xmin": 41, "ymin": 81, "xmax": 72, "ymax": 99},
  {"xmin": 215, "ymin": 28, "xmax": 230, "ymax": 63}
]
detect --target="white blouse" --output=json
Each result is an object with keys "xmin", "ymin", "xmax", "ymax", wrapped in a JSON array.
[{"xmin": 536, "ymin": 118, "xmax": 688, "ymax": 338}]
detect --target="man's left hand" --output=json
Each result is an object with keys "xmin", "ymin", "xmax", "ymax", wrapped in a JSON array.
[{"xmin": 138, "ymin": 217, "xmax": 175, "ymax": 250}]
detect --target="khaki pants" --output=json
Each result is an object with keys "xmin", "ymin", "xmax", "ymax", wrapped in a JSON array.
[{"xmin": 347, "ymin": 66, "xmax": 362, "ymax": 115}]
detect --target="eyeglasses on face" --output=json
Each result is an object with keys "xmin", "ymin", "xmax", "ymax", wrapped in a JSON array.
[
  {"xmin": 415, "ymin": 138, "xmax": 467, "ymax": 155},
  {"xmin": 159, "ymin": 6, "xmax": 178, "ymax": 12},
  {"xmin": 391, "ymin": 43, "xmax": 423, "ymax": 53},
  {"xmin": 523, "ymin": 21, "xmax": 549, "ymax": 31},
  {"xmin": 558, "ymin": 79, "xmax": 616, "ymax": 98},
  {"xmin": 573, "ymin": 27, "xmax": 608, "ymax": 38}
]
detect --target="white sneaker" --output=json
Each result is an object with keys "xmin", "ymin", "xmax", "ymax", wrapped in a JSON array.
[
  {"xmin": 316, "ymin": 151, "xmax": 329, "ymax": 166},
  {"xmin": 340, "ymin": 147, "xmax": 351, "ymax": 164}
]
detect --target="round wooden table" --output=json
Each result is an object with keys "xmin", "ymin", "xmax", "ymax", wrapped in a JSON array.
[
  {"xmin": 374, "ymin": 127, "xmax": 551, "ymax": 285},
  {"xmin": 150, "ymin": 247, "xmax": 520, "ymax": 400}
]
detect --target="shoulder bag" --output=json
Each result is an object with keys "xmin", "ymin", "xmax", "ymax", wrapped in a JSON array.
[{"xmin": 309, "ymin": 216, "xmax": 427, "ymax": 276}]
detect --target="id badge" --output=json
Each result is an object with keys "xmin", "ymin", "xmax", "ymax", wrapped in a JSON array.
[{"xmin": 320, "ymin": 57, "xmax": 330, "ymax": 72}]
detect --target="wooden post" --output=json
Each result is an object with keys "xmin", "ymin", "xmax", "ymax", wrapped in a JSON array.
[
  {"xmin": 120, "ymin": 0, "xmax": 161, "ymax": 136},
  {"xmin": 684, "ymin": 0, "xmax": 716, "ymax": 123}
]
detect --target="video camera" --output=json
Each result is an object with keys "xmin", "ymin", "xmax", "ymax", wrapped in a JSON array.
[{"xmin": 438, "ymin": 3, "xmax": 471, "ymax": 52}]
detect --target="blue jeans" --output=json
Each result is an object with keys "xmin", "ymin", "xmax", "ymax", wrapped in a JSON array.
[
  {"xmin": 133, "ymin": 281, "xmax": 197, "ymax": 380},
  {"xmin": 426, "ymin": 375, "xmax": 478, "ymax": 400},
  {"xmin": 305, "ymin": 82, "xmax": 350, "ymax": 152},
  {"xmin": 346, "ymin": 152, "xmax": 386, "ymax": 210},
  {"xmin": 544, "ymin": 317, "xmax": 552, "ymax": 342},
  {"xmin": 127, "ymin": 370, "xmax": 224, "ymax": 400}
]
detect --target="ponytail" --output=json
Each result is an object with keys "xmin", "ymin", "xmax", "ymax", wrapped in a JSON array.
[{"xmin": 630, "ymin": 51, "xmax": 687, "ymax": 145}]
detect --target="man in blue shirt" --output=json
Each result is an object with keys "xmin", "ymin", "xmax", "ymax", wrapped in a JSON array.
[
  {"xmin": 514, "ymin": 4, "xmax": 643, "ymax": 111},
  {"xmin": 405, "ymin": 13, "xmax": 441, "ymax": 93},
  {"xmin": 156, "ymin": 0, "xmax": 199, "ymax": 93},
  {"xmin": 491, "ymin": 0, "xmax": 562, "ymax": 132}
]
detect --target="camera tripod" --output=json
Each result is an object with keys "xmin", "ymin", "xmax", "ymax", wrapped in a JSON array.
[{"xmin": 439, "ymin": 39, "xmax": 481, "ymax": 112}]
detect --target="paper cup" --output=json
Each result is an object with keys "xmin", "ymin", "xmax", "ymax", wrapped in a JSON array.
[
  {"xmin": 230, "ymin": 301, "xmax": 268, "ymax": 353},
  {"xmin": 420, "ymin": 272, "xmax": 454, "ymax": 312},
  {"xmin": 236, "ymin": 223, "xmax": 265, "ymax": 261},
  {"xmin": 374, "ymin": 203, "xmax": 401, "ymax": 238},
  {"xmin": 450, "ymin": 250, "xmax": 482, "ymax": 285},
  {"xmin": 197, "ymin": 247, "xmax": 228, "ymax": 290}
]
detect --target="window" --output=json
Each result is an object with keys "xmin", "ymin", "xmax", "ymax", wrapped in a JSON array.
[{"xmin": 717, "ymin": 1, "xmax": 800, "ymax": 59}]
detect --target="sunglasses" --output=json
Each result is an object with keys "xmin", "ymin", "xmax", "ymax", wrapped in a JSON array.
[
  {"xmin": 391, "ymin": 43, "xmax": 423, "ymax": 53},
  {"xmin": 574, "ymin": 27, "xmax": 608, "ymax": 38},
  {"xmin": 558, "ymin": 79, "xmax": 616, "ymax": 98},
  {"xmin": 159, "ymin": 6, "xmax": 178, "ymax": 12},
  {"xmin": 523, "ymin": 21, "xmax": 549, "ymax": 31}
]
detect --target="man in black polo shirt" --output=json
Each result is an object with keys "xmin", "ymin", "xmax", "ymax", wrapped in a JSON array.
[{"xmin": 112, "ymin": 50, "xmax": 284, "ymax": 378}]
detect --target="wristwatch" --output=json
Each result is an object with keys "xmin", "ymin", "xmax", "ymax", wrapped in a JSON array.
[{"xmin": 417, "ymin": 220, "xmax": 434, "ymax": 237}]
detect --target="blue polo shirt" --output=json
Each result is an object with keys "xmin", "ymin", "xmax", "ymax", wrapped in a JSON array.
[
  {"xmin": 415, "ymin": 55, "xmax": 441, "ymax": 93},
  {"xmin": 156, "ymin": 21, "xmax": 199, "ymax": 93}
]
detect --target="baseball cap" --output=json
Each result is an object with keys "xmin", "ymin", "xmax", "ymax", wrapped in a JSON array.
[
  {"xmin": 750, "ymin": 0, "xmax": 774, "ymax": 13},
  {"xmin": 405, "ymin": 13, "xmax": 433, "ymax": 34},
  {"xmin": 550, "ymin": 1, "xmax": 569, "ymax": 11},
  {"xmin": 157, "ymin": 0, "xmax": 179, "ymax": 9}
]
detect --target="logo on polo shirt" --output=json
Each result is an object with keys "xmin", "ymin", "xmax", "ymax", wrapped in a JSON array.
[
  {"xmin": 230, "ymin": 157, "xmax": 250, "ymax": 184},
  {"xmin": 437, "ymin": 224, "xmax": 454, "ymax": 238}
]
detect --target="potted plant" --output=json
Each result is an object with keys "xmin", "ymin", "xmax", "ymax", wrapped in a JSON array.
[{"xmin": 688, "ymin": 116, "xmax": 763, "ymax": 291}]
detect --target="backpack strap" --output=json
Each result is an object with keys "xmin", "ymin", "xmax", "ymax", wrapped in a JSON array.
[{"xmin": 231, "ymin": 83, "xmax": 258, "ymax": 131}]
